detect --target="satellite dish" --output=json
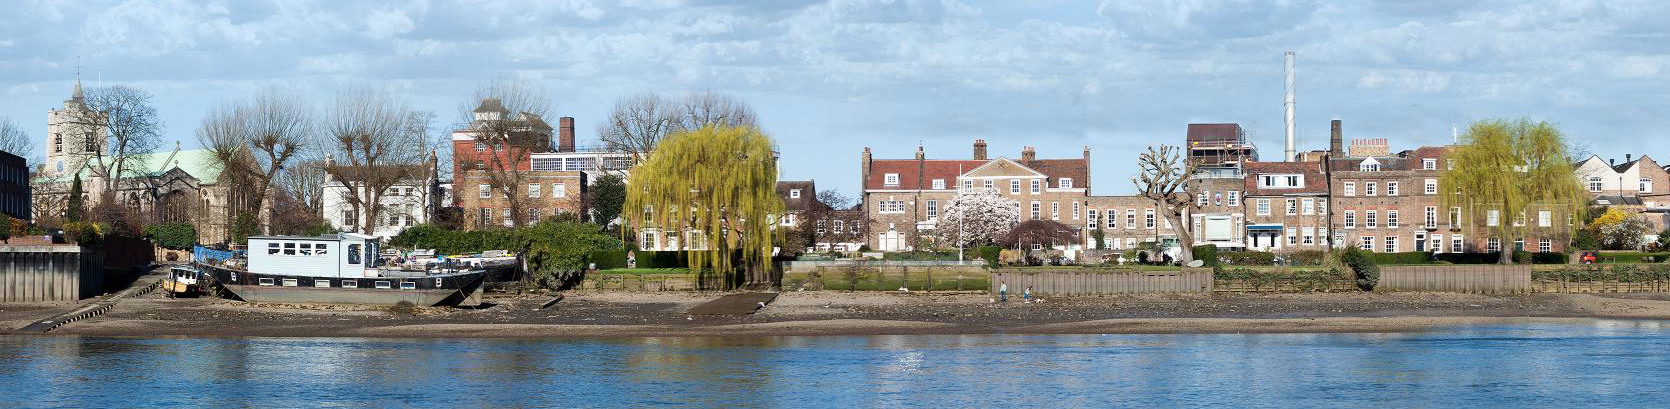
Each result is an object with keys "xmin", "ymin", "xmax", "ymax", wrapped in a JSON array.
[{"xmin": 1187, "ymin": 260, "xmax": 1205, "ymax": 268}]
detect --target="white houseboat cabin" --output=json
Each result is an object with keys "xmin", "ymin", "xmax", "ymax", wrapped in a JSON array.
[{"xmin": 248, "ymin": 233, "xmax": 383, "ymax": 278}]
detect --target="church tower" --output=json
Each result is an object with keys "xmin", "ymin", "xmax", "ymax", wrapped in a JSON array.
[{"xmin": 45, "ymin": 78, "xmax": 105, "ymax": 177}]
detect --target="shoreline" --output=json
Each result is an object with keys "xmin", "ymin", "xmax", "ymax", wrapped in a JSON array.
[{"xmin": 7, "ymin": 291, "xmax": 1670, "ymax": 339}]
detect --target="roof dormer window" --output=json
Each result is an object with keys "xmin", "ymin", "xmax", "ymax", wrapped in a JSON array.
[
  {"xmin": 884, "ymin": 173, "xmax": 899, "ymax": 186},
  {"xmin": 789, "ymin": 189, "xmax": 801, "ymax": 198}
]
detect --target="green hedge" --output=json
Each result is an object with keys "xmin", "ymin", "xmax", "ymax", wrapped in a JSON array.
[
  {"xmin": 977, "ymin": 246, "xmax": 1001, "ymax": 268},
  {"xmin": 1219, "ymin": 251, "xmax": 1277, "ymax": 266},
  {"xmin": 883, "ymin": 251, "xmax": 961, "ymax": 261},
  {"xmin": 1532, "ymin": 252, "xmax": 1569, "ymax": 264},
  {"xmin": 1591, "ymin": 252, "xmax": 1670, "ymax": 263},
  {"xmin": 1191, "ymin": 244, "xmax": 1219, "ymax": 267},
  {"xmin": 1370, "ymin": 251, "xmax": 1432, "ymax": 265},
  {"xmin": 589, "ymin": 250, "xmax": 629, "ymax": 269},
  {"xmin": 1435, "ymin": 252, "xmax": 1503, "ymax": 264}
]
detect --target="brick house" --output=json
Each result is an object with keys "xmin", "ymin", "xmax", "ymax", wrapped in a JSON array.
[
  {"xmin": 860, "ymin": 140, "xmax": 1089, "ymax": 251},
  {"xmin": 1242, "ymin": 161, "xmax": 1329, "ymax": 251},
  {"xmin": 1576, "ymin": 155, "xmax": 1670, "ymax": 233},
  {"xmin": 450, "ymin": 99, "xmax": 587, "ymax": 228}
]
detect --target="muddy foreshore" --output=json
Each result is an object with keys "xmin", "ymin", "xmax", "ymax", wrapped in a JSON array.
[{"xmin": 8, "ymin": 289, "xmax": 1670, "ymax": 338}]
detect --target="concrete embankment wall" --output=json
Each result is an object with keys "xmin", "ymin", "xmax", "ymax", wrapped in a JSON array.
[
  {"xmin": 988, "ymin": 268, "xmax": 1213, "ymax": 295},
  {"xmin": 1, "ymin": 245, "xmax": 102, "ymax": 302},
  {"xmin": 578, "ymin": 272, "xmax": 727, "ymax": 291},
  {"xmin": 1379, "ymin": 265, "xmax": 1530, "ymax": 294},
  {"xmin": 783, "ymin": 263, "xmax": 989, "ymax": 291}
]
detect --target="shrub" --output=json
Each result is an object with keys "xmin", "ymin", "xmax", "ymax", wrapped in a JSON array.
[
  {"xmin": 1191, "ymin": 244, "xmax": 1219, "ymax": 267},
  {"xmin": 588, "ymin": 250, "xmax": 629, "ymax": 269},
  {"xmin": 1339, "ymin": 247, "xmax": 1380, "ymax": 291},
  {"xmin": 1219, "ymin": 251, "xmax": 1277, "ymax": 266},
  {"xmin": 1512, "ymin": 249, "xmax": 1532, "ymax": 264},
  {"xmin": 857, "ymin": 245, "xmax": 872, "ymax": 252},
  {"xmin": 1283, "ymin": 250, "xmax": 1328, "ymax": 266},
  {"xmin": 1370, "ymin": 251, "xmax": 1432, "ymax": 265},
  {"xmin": 1137, "ymin": 251, "xmax": 1150, "ymax": 265},
  {"xmin": 1531, "ymin": 252, "xmax": 1569, "ymax": 264},
  {"xmin": 1571, "ymin": 229, "xmax": 1601, "ymax": 251},
  {"xmin": 144, "ymin": 222, "xmax": 198, "ymax": 250},
  {"xmin": 976, "ymin": 246, "xmax": 1001, "ymax": 268},
  {"xmin": 1434, "ymin": 252, "xmax": 1503, "ymax": 264}
]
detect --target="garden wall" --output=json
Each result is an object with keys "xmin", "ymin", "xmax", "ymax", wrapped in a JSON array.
[
  {"xmin": 988, "ymin": 268, "xmax": 1212, "ymax": 295},
  {"xmin": 783, "ymin": 264, "xmax": 988, "ymax": 291}
]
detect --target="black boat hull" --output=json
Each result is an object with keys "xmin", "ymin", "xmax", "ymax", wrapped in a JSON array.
[{"xmin": 203, "ymin": 265, "xmax": 487, "ymax": 307}]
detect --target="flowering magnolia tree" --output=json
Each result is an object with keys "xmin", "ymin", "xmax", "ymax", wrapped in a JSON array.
[{"xmin": 933, "ymin": 188, "xmax": 1020, "ymax": 248}]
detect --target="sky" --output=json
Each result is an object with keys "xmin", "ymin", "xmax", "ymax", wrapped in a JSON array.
[{"xmin": 2, "ymin": 0, "xmax": 1668, "ymax": 196}]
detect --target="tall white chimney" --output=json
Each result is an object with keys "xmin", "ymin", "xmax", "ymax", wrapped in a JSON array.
[{"xmin": 1284, "ymin": 51, "xmax": 1296, "ymax": 162}]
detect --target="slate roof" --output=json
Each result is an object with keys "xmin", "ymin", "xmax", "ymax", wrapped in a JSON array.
[
  {"xmin": 1242, "ymin": 161, "xmax": 1327, "ymax": 196},
  {"xmin": 864, "ymin": 157, "xmax": 1088, "ymax": 190},
  {"xmin": 776, "ymin": 180, "xmax": 823, "ymax": 212}
]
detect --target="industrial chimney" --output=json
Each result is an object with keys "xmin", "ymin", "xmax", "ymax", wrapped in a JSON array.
[
  {"xmin": 558, "ymin": 116, "xmax": 576, "ymax": 153},
  {"xmin": 1284, "ymin": 51, "xmax": 1296, "ymax": 162},
  {"xmin": 1330, "ymin": 119, "xmax": 1343, "ymax": 156}
]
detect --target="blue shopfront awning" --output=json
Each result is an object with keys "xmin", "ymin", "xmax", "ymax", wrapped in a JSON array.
[{"xmin": 1246, "ymin": 224, "xmax": 1284, "ymax": 231}]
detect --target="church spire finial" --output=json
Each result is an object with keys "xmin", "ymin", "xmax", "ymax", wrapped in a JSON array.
[{"xmin": 71, "ymin": 55, "xmax": 84, "ymax": 101}]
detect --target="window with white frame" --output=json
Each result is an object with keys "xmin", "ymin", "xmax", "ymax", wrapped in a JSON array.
[
  {"xmin": 925, "ymin": 200, "xmax": 938, "ymax": 220},
  {"xmin": 1642, "ymin": 178, "xmax": 1653, "ymax": 193},
  {"xmin": 789, "ymin": 189, "xmax": 801, "ymax": 198},
  {"xmin": 528, "ymin": 183, "xmax": 541, "ymax": 198},
  {"xmin": 932, "ymin": 179, "xmax": 945, "ymax": 190},
  {"xmin": 1286, "ymin": 199, "xmax": 1298, "ymax": 215},
  {"xmin": 1487, "ymin": 210, "xmax": 1500, "ymax": 226},
  {"xmin": 1051, "ymin": 202, "xmax": 1060, "ymax": 220},
  {"xmin": 1513, "ymin": 211, "xmax": 1526, "ymax": 227},
  {"xmin": 1106, "ymin": 209, "xmax": 1117, "ymax": 228},
  {"xmin": 1344, "ymin": 182, "xmax": 1356, "ymax": 196},
  {"xmin": 1302, "ymin": 227, "xmax": 1315, "ymax": 245},
  {"xmin": 1451, "ymin": 207, "xmax": 1462, "ymax": 227},
  {"xmin": 1125, "ymin": 209, "xmax": 1135, "ymax": 229},
  {"xmin": 1431, "ymin": 234, "xmax": 1443, "ymax": 253},
  {"xmin": 962, "ymin": 180, "xmax": 973, "ymax": 190},
  {"xmin": 1031, "ymin": 201, "xmax": 1041, "ymax": 219},
  {"xmin": 1538, "ymin": 210, "xmax": 1551, "ymax": 227},
  {"xmin": 1344, "ymin": 210, "xmax": 1356, "ymax": 228},
  {"xmin": 1087, "ymin": 210, "xmax": 1098, "ymax": 228},
  {"xmin": 1259, "ymin": 174, "xmax": 1304, "ymax": 188},
  {"xmin": 1366, "ymin": 210, "xmax": 1378, "ymax": 228},
  {"xmin": 985, "ymin": 180, "xmax": 994, "ymax": 189},
  {"xmin": 878, "ymin": 200, "xmax": 907, "ymax": 213},
  {"xmin": 1227, "ymin": 191, "xmax": 1240, "ymax": 207},
  {"xmin": 1387, "ymin": 182, "xmax": 1399, "ymax": 196},
  {"xmin": 1422, "ymin": 158, "xmax": 1436, "ymax": 170},
  {"xmin": 1361, "ymin": 162, "xmax": 1380, "ymax": 172},
  {"xmin": 1387, "ymin": 210, "xmax": 1399, "ymax": 228},
  {"xmin": 1287, "ymin": 228, "xmax": 1297, "ymax": 245},
  {"xmin": 1424, "ymin": 179, "xmax": 1437, "ymax": 195},
  {"xmin": 1487, "ymin": 238, "xmax": 1501, "ymax": 252},
  {"xmin": 1360, "ymin": 236, "xmax": 1375, "ymax": 250},
  {"xmin": 1588, "ymin": 177, "xmax": 1603, "ymax": 192},
  {"xmin": 884, "ymin": 173, "xmax": 900, "ymax": 186},
  {"xmin": 1426, "ymin": 206, "xmax": 1438, "ymax": 228},
  {"xmin": 478, "ymin": 184, "xmax": 491, "ymax": 199},
  {"xmin": 502, "ymin": 209, "xmax": 513, "ymax": 227},
  {"xmin": 1011, "ymin": 179, "xmax": 1021, "ymax": 194},
  {"xmin": 553, "ymin": 183, "xmax": 567, "ymax": 198},
  {"xmin": 1060, "ymin": 178, "xmax": 1073, "ymax": 189},
  {"xmin": 1144, "ymin": 209, "xmax": 1155, "ymax": 228},
  {"xmin": 1072, "ymin": 202, "xmax": 1080, "ymax": 219},
  {"xmin": 1365, "ymin": 182, "xmax": 1377, "ymax": 196},
  {"xmin": 1302, "ymin": 198, "xmax": 1315, "ymax": 215},
  {"xmin": 1452, "ymin": 235, "xmax": 1464, "ymax": 253},
  {"xmin": 1385, "ymin": 236, "xmax": 1397, "ymax": 253},
  {"xmin": 1257, "ymin": 199, "xmax": 1271, "ymax": 216},
  {"xmin": 833, "ymin": 220, "xmax": 845, "ymax": 233},
  {"xmin": 1030, "ymin": 179, "xmax": 1041, "ymax": 194},
  {"xmin": 1198, "ymin": 193, "xmax": 1208, "ymax": 206},
  {"xmin": 1539, "ymin": 238, "xmax": 1552, "ymax": 253}
]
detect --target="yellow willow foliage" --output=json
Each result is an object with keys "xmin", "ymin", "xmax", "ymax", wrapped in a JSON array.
[
  {"xmin": 1439, "ymin": 118, "xmax": 1587, "ymax": 263},
  {"xmin": 623, "ymin": 125, "xmax": 783, "ymax": 280}
]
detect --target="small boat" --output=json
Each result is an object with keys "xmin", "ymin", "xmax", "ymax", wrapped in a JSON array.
[
  {"xmin": 203, "ymin": 233, "xmax": 487, "ymax": 307},
  {"xmin": 161, "ymin": 265, "xmax": 205, "ymax": 297}
]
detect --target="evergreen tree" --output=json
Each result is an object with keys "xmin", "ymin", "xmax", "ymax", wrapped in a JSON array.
[{"xmin": 66, "ymin": 175, "xmax": 85, "ymax": 222}]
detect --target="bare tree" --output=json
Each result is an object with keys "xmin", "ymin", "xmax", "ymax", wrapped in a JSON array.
[
  {"xmin": 1132, "ymin": 145, "xmax": 1203, "ymax": 263},
  {"xmin": 322, "ymin": 87, "xmax": 433, "ymax": 235},
  {"xmin": 77, "ymin": 85, "xmax": 163, "ymax": 194},
  {"xmin": 276, "ymin": 159, "xmax": 328, "ymax": 216},
  {"xmin": 596, "ymin": 92, "xmax": 676, "ymax": 164},
  {"xmin": 457, "ymin": 80, "xmax": 554, "ymax": 228},
  {"xmin": 0, "ymin": 116, "xmax": 34, "ymax": 160},
  {"xmin": 197, "ymin": 87, "xmax": 314, "ymax": 234},
  {"xmin": 597, "ymin": 90, "xmax": 757, "ymax": 163}
]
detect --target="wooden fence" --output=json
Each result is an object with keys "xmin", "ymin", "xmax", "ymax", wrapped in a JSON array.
[
  {"xmin": 1, "ymin": 245, "xmax": 102, "ymax": 302},
  {"xmin": 1378, "ymin": 265, "xmax": 1531, "ymax": 294},
  {"xmin": 988, "ymin": 268, "xmax": 1212, "ymax": 295},
  {"xmin": 1213, "ymin": 268, "xmax": 1357, "ymax": 293},
  {"xmin": 1531, "ymin": 265, "xmax": 1670, "ymax": 293}
]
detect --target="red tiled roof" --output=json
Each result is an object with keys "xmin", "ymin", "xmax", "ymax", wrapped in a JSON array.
[
  {"xmin": 864, "ymin": 157, "xmax": 1088, "ymax": 190},
  {"xmin": 1242, "ymin": 161, "xmax": 1327, "ymax": 196}
]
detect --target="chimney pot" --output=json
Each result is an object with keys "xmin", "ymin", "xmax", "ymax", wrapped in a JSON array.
[
  {"xmin": 1021, "ymin": 146, "xmax": 1036, "ymax": 162},
  {"xmin": 558, "ymin": 116, "xmax": 575, "ymax": 153},
  {"xmin": 1627, "ymin": 154, "xmax": 1633, "ymax": 163},
  {"xmin": 973, "ymin": 139, "xmax": 988, "ymax": 160}
]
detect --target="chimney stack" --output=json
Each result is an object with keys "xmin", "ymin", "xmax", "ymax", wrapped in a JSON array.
[
  {"xmin": 558, "ymin": 116, "xmax": 575, "ymax": 153},
  {"xmin": 1330, "ymin": 119, "xmax": 1343, "ymax": 156},
  {"xmin": 1627, "ymin": 154, "xmax": 1633, "ymax": 163},
  {"xmin": 1284, "ymin": 51, "xmax": 1296, "ymax": 162},
  {"xmin": 1610, "ymin": 158, "xmax": 1616, "ymax": 166},
  {"xmin": 973, "ymin": 139, "xmax": 988, "ymax": 160},
  {"xmin": 1021, "ymin": 146, "xmax": 1036, "ymax": 162}
]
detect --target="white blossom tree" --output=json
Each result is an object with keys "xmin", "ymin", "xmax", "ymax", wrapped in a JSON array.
[
  {"xmin": 1601, "ymin": 213, "xmax": 1655, "ymax": 250},
  {"xmin": 934, "ymin": 188, "xmax": 1020, "ymax": 248}
]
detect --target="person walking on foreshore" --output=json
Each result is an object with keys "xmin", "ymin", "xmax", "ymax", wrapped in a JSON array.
[
  {"xmin": 999, "ymin": 282, "xmax": 1008, "ymax": 303},
  {"xmin": 1023, "ymin": 285, "xmax": 1033, "ymax": 303}
]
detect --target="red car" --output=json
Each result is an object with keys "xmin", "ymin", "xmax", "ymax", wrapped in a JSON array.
[{"xmin": 1580, "ymin": 252, "xmax": 1597, "ymax": 264}]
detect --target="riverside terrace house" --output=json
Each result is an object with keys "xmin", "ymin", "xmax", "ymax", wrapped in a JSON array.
[
  {"xmin": 451, "ymin": 99, "xmax": 587, "ymax": 228},
  {"xmin": 320, "ymin": 154, "xmax": 444, "ymax": 239},
  {"xmin": 1241, "ymin": 161, "xmax": 1330, "ymax": 251},
  {"xmin": 860, "ymin": 140, "xmax": 1100, "ymax": 252},
  {"xmin": 1574, "ymin": 154, "xmax": 1670, "ymax": 232}
]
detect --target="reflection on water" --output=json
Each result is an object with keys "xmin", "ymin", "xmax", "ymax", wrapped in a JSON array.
[{"xmin": 4, "ymin": 320, "xmax": 1670, "ymax": 407}]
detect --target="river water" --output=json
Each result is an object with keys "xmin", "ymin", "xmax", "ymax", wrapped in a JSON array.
[{"xmin": 4, "ymin": 320, "xmax": 1669, "ymax": 408}]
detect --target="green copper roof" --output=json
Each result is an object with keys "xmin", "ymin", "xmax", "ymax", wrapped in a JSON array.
[{"xmin": 41, "ymin": 148, "xmax": 225, "ymax": 185}]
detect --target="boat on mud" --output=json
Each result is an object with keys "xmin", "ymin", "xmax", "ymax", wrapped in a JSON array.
[{"xmin": 201, "ymin": 233, "xmax": 487, "ymax": 307}]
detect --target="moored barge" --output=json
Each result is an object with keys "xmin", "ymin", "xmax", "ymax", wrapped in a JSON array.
[{"xmin": 204, "ymin": 233, "xmax": 487, "ymax": 307}]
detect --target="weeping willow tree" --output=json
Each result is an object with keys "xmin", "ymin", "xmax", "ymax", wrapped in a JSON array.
[
  {"xmin": 624, "ymin": 125, "xmax": 782, "ymax": 289},
  {"xmin": 1439, "ymin": 118, "xmax": 1587, "ymax": 264}
]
